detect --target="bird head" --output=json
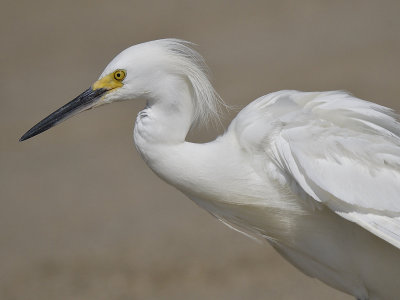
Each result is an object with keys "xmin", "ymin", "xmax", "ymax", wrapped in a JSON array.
[
  {"xmin": 19, "ymin": 41, "xmax": 172, "ymax": 142},
  {"xmin": 20, "ymin": 39, "xmax": 223, "ymax": 142}
]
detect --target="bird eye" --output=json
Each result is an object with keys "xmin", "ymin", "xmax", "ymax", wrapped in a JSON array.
[{"xmin": 113, "ymin": 70, "xmax": 126, "ymax": 81}]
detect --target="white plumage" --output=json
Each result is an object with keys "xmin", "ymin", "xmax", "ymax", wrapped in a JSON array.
[{"xmin": 21, "ymin": 39, "xmax": 400, "ymax": 300}]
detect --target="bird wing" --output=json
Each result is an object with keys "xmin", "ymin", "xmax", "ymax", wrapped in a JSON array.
[{"xmin": 235, "ymin": 90, "xmax": 400, "ymax": 248}]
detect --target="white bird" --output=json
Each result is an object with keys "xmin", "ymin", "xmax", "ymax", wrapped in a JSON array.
[{"xmin": 20, "ymin": 39, "xmax": 400, "ymax": 300}]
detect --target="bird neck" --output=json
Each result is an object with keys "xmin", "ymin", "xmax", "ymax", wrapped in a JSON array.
[
  {"xmin": 133, "ymin": 74, "xmax": 232, "ymax": 202},
  {"xmin": 134, "ymin": 75, "xmax": 195, "ymax": 153}
]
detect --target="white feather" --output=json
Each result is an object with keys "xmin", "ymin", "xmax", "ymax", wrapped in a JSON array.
[{"xmin": 236, "ymin": 90, "xmax": 400, "ymax": 247}]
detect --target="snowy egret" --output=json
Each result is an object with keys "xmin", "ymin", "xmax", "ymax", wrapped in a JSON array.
[{"xmin": 20, "ymin": 39, "xmax": 400, "ymax": 300}]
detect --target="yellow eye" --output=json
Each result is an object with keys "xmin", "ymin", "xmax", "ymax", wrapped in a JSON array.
[{"xmin": 113, "ymin": 70, "xmax": 126, "ymax": 81}]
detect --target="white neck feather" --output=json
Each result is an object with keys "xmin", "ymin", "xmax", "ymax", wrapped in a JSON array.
[
  {"xmin": 133, "ymin": 74, "xmax": 229, "ymax": 199},
  {"xmin": 132, "ymin": 76, "xmax": 200, "ymax": 201},
  {"xmin": 134, "ymin": 75, "xmax": 194, "ymax": 147}
]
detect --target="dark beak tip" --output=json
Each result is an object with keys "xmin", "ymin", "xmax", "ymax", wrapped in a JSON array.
[
  {"xmin": 19, "ymin": 132, "xmax": 32, "ymax": 142},
  {"xmin": 18, "ymin": 87, "xmax": 107, "ymax": 143}
]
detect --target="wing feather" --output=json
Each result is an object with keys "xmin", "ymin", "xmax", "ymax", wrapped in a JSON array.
[{"xmin": 237, "ymin": 90, "xmax": 400, "ymax": 248}]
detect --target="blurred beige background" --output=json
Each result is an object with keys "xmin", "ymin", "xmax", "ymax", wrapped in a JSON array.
[{"xmin": 1, "ymin": 1, "xmax": 399, "ymax": 299}]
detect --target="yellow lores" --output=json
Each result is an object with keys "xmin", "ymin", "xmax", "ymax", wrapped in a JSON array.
[{"xmin": 92, "ymin": 69, "xmax": 126, "ymax": 91}]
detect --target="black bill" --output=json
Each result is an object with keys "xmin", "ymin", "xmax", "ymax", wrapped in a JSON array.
[{"xmin": 20, "ymin": 87, "xmax": 107, "ymax": 142}]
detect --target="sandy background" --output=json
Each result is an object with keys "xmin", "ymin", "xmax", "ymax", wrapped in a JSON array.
[{"xmin": 2, "ymin": 1, "xmax": 400, "ymax": 299}]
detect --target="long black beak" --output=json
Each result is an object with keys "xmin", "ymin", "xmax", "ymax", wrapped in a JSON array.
[{"xmin": 20, "ymin": 87, "xmax": 107, "ymax": 142}]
